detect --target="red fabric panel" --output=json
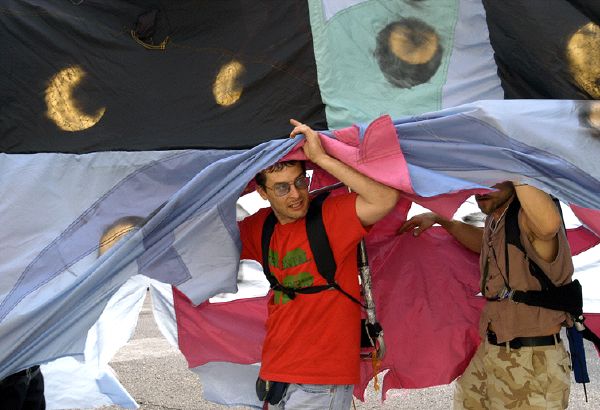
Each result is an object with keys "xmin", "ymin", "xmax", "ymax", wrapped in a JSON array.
[
  {"xmin": 174, "ymin": 287, "xmax": 266, "ymax": 368},
  {"xmin": 571, "ymin": 205, "xmax": 600, "ymax": 238},
  {"xmin": 356, "ymin": 227, "xmax": 485, "ymax": 398},
  {"xmin": 566, "ymin": 226, "xmax": 600, "ymax": 256}
]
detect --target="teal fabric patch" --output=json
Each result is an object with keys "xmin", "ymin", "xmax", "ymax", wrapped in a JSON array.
[{"xmin": 309, "ymin": 0, "xmax": 459, "ymax": 128}]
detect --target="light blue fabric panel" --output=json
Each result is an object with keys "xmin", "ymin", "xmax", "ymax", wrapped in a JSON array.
[
  {"xmin": 395, "ymin": 100, "xmax": 600, "ymax": 208},
  {"xmin": 192, "ymin": 362, "xmax": 263, "ymax": 409},
  {"xmin": 310, "ymin": 0, "xmax": 460, "ymax": 128},
  {"xmin": 319, "ymin": 0, "xmax": 368, "ymax": 21},
  {"xmin": 0, "ymin": 138, "xmax": 296, "ymax": 379},
  {"xmin": 42, "ymin": 275, "xmax": 149, "ymax": 409},
  {"xmin": 442, "ymin": 0, "xmax": 503, "ymax": 106}
]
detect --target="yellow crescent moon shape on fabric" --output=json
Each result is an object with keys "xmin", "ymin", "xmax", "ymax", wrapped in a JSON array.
[
  {"xmin": 388, "ymin": 25, "xmax": 439, "ymax": 65},
  {"xmin": 213, "ymin": 60, "xmax": 245, "ymax": 106},
  {"xmin": 45, "ymin": 66, "xmax": 106, "ymax": 132},
  {"xmin": 567, "ymin": 22, "xmax": 600, "ymax": 99},
  {"xmin": 98, "ymin": 220, "xmax": 138, "ymax": 256}
]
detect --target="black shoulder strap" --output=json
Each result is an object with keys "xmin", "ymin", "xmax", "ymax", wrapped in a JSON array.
[
  {"xmin": 261, "ymin": 211, "xmax": 281, "ymax": 290},
  {"xmin": 504, "ymin": 197, "xmax": 524, "ymax": 253},
  {"xmin": 305, "ymin": 193, "xmax": 336, "ymax": 283}
]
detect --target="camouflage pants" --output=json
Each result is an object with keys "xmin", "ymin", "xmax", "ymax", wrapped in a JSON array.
[{"xmin": 453, "ymin": 339, "xmax": 571, "ymax": 409}]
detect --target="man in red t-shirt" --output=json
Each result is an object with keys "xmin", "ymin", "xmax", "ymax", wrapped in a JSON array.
[{"xmin": 238, "ymin": 119, "xmax": 399, "ymax": 409}]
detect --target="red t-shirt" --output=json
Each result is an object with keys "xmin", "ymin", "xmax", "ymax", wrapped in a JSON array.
[{"xmin": 239, "ymin": 193, "xmax": 367, "ymax": 385}]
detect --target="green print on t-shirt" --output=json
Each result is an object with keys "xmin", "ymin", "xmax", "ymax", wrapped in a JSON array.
[
  {"xmin": 283, "ymin": 271, "xmax": 314, "ymax": 288},
  {"xmin": 274, "ymin": 271, "xmax": 314, "ymax": 305},
  {"xmin": 270, "ymin": 247, "xmax": 314, "ymax": 304},
  {"xmin": 282, "ymin": 248, "xmax": 309, "ymax": 269},
  {"xmin": 268, "ymin": 247, "xmax": 309, "ymax": 269},
  {"xmin": 273, "ymin": 272, "xmax": 315, "ymax": 305},
  {"xmin": 268, "ymin": 249, "xmax": 279, "ymax": 268}
]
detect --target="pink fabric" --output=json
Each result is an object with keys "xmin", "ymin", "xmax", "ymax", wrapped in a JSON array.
[
  {"xmin": 174, "ymin": 287, "xmax": 265, "ymax": 367},
  {"xmin": 405, "ymin": 189, "xmax": 488, "ymax": 220},
  {"xmin": 571, "ymin": 205, "xmax": 600, "ymax": 237},
  {"xmin": 283, "ymin": 115, "xmax": 412, "ymax": 192},
  {"xmin": 356, "ymin": 228, "xmax": 484, "ymax": 397},
  {"xmin": 367, "ymin": 197, "xmax": 413, "ymax": 241},
  {"xmin": 174, "ymin": 219, "xmax": 599, "ymax": 400},
  {"xmin": 174, "ymin": 192, "xmax": 600, "ymax": 399},
  {"xmin": 566, "ymin": 226, "xmax": 600, "ymax": 255},
  {"xmin": 585, "ymin": 313, "xmax": 600, "ymax": 332}
]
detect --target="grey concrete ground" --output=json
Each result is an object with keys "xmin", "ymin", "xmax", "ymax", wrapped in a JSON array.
[{"xmin": 99, "ymin": 292, "xmax": 599, "ymax": 410}]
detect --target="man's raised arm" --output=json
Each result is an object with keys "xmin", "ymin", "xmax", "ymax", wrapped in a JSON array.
[
  {"xmin": 514, "ymin": 184, "xmax": 562, "ymax": 262},
  {"xmin": 290, "ymin": 119, "xmax": 399, "ymax": 226}
]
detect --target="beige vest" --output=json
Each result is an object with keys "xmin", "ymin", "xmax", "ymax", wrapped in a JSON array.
[{"xmin": 479, "ymin": 205, "xmax": 574, "ymax": 343}]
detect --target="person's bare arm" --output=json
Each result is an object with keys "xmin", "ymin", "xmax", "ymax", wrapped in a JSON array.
[
  {"xmin": 290, "ymin": 119, "xmax": 399, "ymax": 226},
  {"xmin": 398, "ymin": 212, "xmax": 483, "ymax": 253},
  {"xmin": 514, "ymin": 184, "xmax": 560, "ymax": 262}
]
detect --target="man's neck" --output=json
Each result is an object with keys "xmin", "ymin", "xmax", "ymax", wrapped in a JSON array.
[{"xmin": 491, "ymin": 195, "xmax": 514, "ymax": 222}]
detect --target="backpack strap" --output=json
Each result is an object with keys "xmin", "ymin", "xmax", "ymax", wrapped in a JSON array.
[
  {"xmin": 504, "ymin": 197, "xmax": 556, "ymax": 290},
  {"xmin": 261, "ymin": 211, "xmax": 282, "ymax": 290},
  {"xmin": 305, "ymin": 193, "xmax": 336, "ymax": 283},
  {"xmin": 260, "ymin": 192, "xmax": 364, "ymax": 306}
]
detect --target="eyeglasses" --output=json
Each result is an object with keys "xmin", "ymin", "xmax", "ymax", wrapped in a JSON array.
[{"xmin": 265, "ymin": 175, "xmax": 309, "ymax": 197}]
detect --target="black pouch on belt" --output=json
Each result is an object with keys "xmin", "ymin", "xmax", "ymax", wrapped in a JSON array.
[{"xmin": 256, "ymin": 377, "xmax": 289, "ymax": 405}]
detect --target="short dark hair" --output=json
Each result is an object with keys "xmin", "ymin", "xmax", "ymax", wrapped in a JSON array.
[{"xmin": 255, "ymin": 160, "xmax": 305, "ymax": 188}]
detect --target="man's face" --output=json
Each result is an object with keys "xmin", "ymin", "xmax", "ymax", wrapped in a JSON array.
[
  {"xmin": 475, "ymin": 182, "xmax": 515, "ymax": 216},
  {"xmin": 257, "ymin": 163, "xmax": 310, "ymax": 224}
]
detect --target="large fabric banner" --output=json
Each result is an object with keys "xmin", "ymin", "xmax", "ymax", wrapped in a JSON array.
[{"xmin": 1, "ymin": 0, "xmax": 600, "ymax": 408}]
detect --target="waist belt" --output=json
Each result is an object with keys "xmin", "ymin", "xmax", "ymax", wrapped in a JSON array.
[{"xmin": 487, "ymin": 332, "xmax": 560, "ymax": 349}]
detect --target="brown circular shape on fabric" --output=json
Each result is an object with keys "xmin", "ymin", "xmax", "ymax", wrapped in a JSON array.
[
  {"xmin": 374, "ymin": 18, "xmax": 443, "ymax": 89},
  {"xmin": 567, "ymin": 22, "xmax": 600, "ymax": 99},
  {"xmin": 388, "ymin": 25, "xmax": 439, "ymax": 64}
]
